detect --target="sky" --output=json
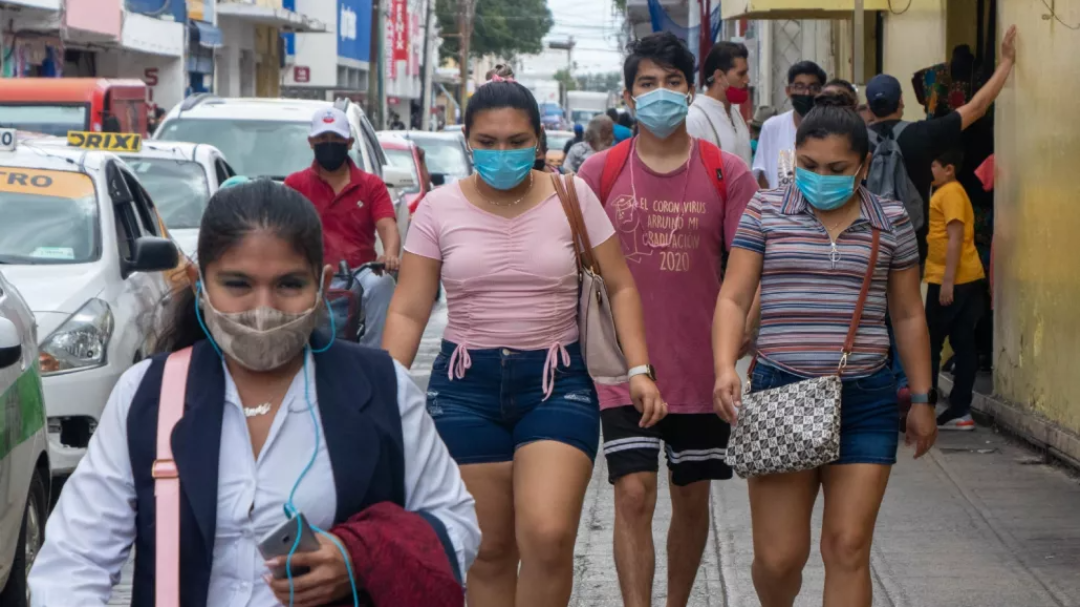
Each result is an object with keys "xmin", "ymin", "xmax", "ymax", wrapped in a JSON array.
[{"xmin": 544, "ymin": 0, "xmax": 626, "ymax": 74}]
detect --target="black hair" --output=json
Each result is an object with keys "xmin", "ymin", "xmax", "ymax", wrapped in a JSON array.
[
  {"xmin": 154, "ymin": 180, "xmax": 325, "ymax": 354},
  {"xmin": 618, "ymin": 112, "xmax": 634, "ymax": 128},
  {"xmin": 623, "ymin": 31, "xmax": 696, "ymax": 91},
  {"xmin": 703, "ymin": 41, "xmax": 749, "ymax": 84},
  {"xmin": 533, "ymin": 129, "xmax": 548, "ymax": 170},
  {"xmin": 935, "ymin": 148, "xmax": 965, "ymax": 173},
  {"xmin": 606, "ymin": 108, "xmax": 620, "ymax": 122},
  {"xmin": 818, "ymin": 79, "xmax": 858, "ymax": 108},
  {"xmin": 795, "ymin": 94, "xmax": 870, "ymax": 158},
  {"xmin": 464, "ymin": 80, "xmax": 542, "ymax": 138},
  {"xmin": 787, "ymin": 60, "xmax": 827, "ymax": 86}
]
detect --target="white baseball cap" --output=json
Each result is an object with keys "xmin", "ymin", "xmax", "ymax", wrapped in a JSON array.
[{"xmin": 309, "ymin": 107, "xmax": 352, "ymax": 139}]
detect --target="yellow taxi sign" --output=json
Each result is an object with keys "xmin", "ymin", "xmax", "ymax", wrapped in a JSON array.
[{"xmin": 67, "ymin": 131, "xmax": 142, "ymax": 153}]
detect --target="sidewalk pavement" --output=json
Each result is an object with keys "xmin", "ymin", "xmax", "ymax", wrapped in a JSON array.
[{"xmin": 107, "ymin": 304, "xmax": 1080, "ymax": 606}]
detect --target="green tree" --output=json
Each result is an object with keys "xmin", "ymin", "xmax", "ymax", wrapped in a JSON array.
[
  {"xmin": 437, "ymin": 0, "xmax": 554, "ymax": 62},
  {"xmin": 575, "ymin": 72, "xmax": 624, "ymax": 94}
]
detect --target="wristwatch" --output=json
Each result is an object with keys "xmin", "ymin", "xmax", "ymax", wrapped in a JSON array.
[
  {"xmin": 910, "ymin": 392, "xmax": 930, "ymax": 404},
  {"xmin": 627, "ymin": 364, "xmax": 657, "ymax": 382}
]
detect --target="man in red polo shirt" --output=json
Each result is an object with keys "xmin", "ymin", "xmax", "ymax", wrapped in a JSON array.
[{"xmin": 285, "ymin": 106, "xmax": 401, "ymax": 347}]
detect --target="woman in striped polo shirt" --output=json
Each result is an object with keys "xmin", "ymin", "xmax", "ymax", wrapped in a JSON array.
[{"xmin": 711, "ymin": 95, "xmax": 937, "ymax": 607}]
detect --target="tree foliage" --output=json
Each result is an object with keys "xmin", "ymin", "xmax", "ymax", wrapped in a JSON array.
[
  {"xmin": 576, "ymin": 72, "xmax": 624, "ymax": 94},
  {"xmin": 437, "ymin": 0, "xmax": 554, "ymax": 62}
]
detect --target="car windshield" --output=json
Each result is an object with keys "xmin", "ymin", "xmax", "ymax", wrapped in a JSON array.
[
  {"xmin": 0, "ymin": 168, "xmax": 99, "ymax": 264},
  {"xmin": 570, "ymin": 110, "xmax": 598, "ymax": 125},
  {"xmin": 407, "ymin": 136, "xmax": 470, "ymax": 180},
  {"xmin": 0, "ymin": 104, "xmax": 89, "ymax": 137},
  {"xmin": 123, "ymin": 158, "xmax": 210, "ymax": 229},
  {"xmin": 547, "ymin": 133, "xmax": 573, "ymax": 152},
  {"xmin": 383, "ymin": 148, "xmax": 420, "ymax": 193},
  {"xmin": 157, "ymin": 118, "xmax": 362, "ymax": 180}
]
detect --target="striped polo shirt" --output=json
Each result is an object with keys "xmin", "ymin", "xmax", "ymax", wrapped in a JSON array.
[{"xmin": 733, "ymin": 184, "xmax": 919, "ymax": 377}]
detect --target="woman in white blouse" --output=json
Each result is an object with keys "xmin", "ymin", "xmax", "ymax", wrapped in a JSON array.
[{"xmin": 29, "ymin": 180, "xmax": 479, "ymax": 607}]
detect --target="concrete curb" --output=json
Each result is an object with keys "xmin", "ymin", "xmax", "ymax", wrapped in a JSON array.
[{"xmin": 940, "ymin": 374, "xmax": 1080, "ymax": 470}]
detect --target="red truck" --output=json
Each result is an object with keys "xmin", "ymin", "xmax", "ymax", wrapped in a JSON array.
[{"xmin": 0, "ymin": 78, "xmax": 149, "ymax": 137}]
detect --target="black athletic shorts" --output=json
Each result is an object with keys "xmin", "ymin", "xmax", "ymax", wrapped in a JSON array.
[{"xmin": 600, "ymin": 406, "xmax": 733, "ymax": 486}]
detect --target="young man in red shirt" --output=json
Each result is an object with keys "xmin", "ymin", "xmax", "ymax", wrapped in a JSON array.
[{"xmin": 285, "ymin": 107, "xmax": 401, "ymax": 347}]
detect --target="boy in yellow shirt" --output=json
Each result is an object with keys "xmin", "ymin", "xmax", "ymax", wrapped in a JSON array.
[{"xmin": 925, "ymin": 149, "xmax": 985, "ymax": 431}]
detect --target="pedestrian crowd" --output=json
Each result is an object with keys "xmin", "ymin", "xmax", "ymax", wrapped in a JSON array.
[{"xmin": 26, "ymin": 24, "xmax": 1018, "ymax": 607}]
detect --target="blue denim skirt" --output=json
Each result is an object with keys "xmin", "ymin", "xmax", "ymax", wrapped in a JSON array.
[{"xmin": 749, "ymin": 361, "xmax": 900, "ymax": 465}]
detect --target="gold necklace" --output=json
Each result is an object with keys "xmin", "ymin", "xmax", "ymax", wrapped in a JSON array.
[{"xmin": 474, "ymin": 172, "xmax": 534, "ymax": 207}]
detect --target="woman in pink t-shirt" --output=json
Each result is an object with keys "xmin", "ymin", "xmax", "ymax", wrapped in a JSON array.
[{"xmin": 383, "ymin": 77, "xmax": 663, "ymax": 607}]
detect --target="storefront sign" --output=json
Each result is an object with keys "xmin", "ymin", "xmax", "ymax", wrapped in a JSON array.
[
  {"xmin": 337, "ymin": 0, "xmax": 372, "ymax": 65},
  {"xmin": 65, "ymin": 0, "xmax": 121, "ymax": 38},
  {"xmin": 294, "ymin": 66, "xmax": 311, "ymax": 83},
  {"xmin": 390, "ymin": 0, "xmax": 409, "ymax": 64}
]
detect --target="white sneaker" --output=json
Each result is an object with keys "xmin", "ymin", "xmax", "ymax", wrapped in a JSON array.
[{"xmin": 938, "ymin": 414, "xmax": 976, "ymax": 431}]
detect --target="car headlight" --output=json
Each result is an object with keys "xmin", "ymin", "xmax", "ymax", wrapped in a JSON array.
[{"xmin": 39, "ymin": 298, "xmax": 113, "ymax": 375}]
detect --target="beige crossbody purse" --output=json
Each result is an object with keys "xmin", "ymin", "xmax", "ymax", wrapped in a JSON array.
[{"xmin": 551, "ymin": 173, "xmax": 629, "ymax": 384}]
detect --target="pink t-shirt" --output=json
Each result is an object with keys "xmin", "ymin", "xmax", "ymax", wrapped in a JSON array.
[
  {"xmin": 578, "ymin": 140, "xmax": 758, "ymax": 414},
  {"xmin": 405, "ymin": 178, "xmax": 616, "ymax": 395}
]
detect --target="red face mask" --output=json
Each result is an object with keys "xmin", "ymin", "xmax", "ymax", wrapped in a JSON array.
[{"xmin": 726, "ymin": 86, "xmax": 749, "ymax": 105}]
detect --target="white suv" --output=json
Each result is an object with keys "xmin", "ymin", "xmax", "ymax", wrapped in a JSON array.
[{"xmin": 154, "ymin": 96, "xmax": 413, "ymax": 252}]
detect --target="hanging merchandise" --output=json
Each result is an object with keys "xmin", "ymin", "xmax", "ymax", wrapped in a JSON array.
[{"xmin": 645, "ymin": 0, "xmax": 721, "ymax": 76}]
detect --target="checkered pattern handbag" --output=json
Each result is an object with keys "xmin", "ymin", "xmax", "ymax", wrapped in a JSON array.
[{"xmin": 727, "ymin": 229, "xmax": 881, "ymax": 479}]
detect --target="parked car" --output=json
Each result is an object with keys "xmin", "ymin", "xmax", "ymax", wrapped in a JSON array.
[
  {"xmin": 120, "ymin": 141, "xmax": 234, "ymax": 258},
  {"xmin": 378, "ymin": 133, "xmax": 445, "ymax": 215},
  {"xmin": 155, "ymin": 96, "xmax": 413, "ymax": 255},
  {"xmin": 386, "ymin": 130, "xmax": 472, "ymax": 186},
  {"xmin": 545, "ymin": 129, "xmax": 575, "ymax": 169},
  {"xmin": 0, "ymin": 270, "xmax": 49, "ymax": 604},
  {"xmin": 1, "ymin": 130, "xmax": 180, "ymax": 476}
]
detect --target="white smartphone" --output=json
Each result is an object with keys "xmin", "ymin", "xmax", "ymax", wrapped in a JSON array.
[{"xmin": 257, "ymin": 512, "xmax": 322, "ymax": 580}]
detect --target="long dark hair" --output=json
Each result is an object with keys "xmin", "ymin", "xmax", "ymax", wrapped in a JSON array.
[
  {"xmin": 796, "ymin": 93, "xmax": 870, "ymax": 158},
  {"xmin": 153, "ymin": 180, "xmax": 324, "ymax": 354}
]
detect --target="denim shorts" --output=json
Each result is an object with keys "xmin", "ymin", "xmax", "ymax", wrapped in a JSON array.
[
  {"xmin": 426, "ymin": 340, "xmax": 600, "ymax": 465},
  {"xmin": 750, "ymin": 361, "xmax": 900, "ymax": 466}
]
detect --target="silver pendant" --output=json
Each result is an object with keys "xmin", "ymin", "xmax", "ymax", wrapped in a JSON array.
[{"xmin": 243, "ymin": 402, "xmax": 272, "ymax": 418}]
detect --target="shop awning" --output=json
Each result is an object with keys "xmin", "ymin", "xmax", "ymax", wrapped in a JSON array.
[
  {"xmin": 721, "ymin": 0, "xmax": 890, "ymax": 20},
  {"xmin": 189, "ymin": 20, "xmax": 223, "ymax": 49},
  {"xmin": 216, "ymin": 2, "xmax": 326, "ymax": 33}
]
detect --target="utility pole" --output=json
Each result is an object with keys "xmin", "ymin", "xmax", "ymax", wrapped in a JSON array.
[
  {"xmin": 456, "ymin": 0, "xmax": 474, "ymax": 122},
  {"xmin": 420, "ymin": 0, "xmax": 435, "ymax": 130}
]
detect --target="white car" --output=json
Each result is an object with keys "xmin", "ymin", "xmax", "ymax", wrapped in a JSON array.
[
  {"xmin": 120, "ymin": 141, "xmax": 235, "ymax": 258},
  {"xmin": 0, "ymin": 271, "xmax": 49, "ymax": 603},
  {"xmin": 154, "ymin": 96, "xmax": 414, "ymax": 254},
  {"xmin": 0, "ymin": 130, "xmax": 180, "ymax": 475}
]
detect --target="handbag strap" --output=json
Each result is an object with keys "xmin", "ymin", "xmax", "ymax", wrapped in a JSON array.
[
  {"xmin": 839, "ymin": 228, "xmax": 882, "ymax": 373},
  {"xmin": 152, "ymin": 347, "xmax": 193, "ymax": 607},
  {"xmin": 551, "ymin": 173, "xmax": 600, "ymax": 274}
]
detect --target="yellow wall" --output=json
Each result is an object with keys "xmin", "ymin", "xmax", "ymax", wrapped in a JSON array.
[
  {"xmin": 255, "ymin": 24, "xmax": 281, "ymax": 98},
  {"xmin": 993, "ymin": 0, "xmax": 1080, "ymax": 433},
  {"xmin": 881, "ymin": 0, "xmax": 945, "ymax": 120}
]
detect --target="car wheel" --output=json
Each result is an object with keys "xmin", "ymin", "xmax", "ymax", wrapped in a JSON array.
[{"xmin": 0, "ymin": 470, "xmax": 47, "ymax": 606}]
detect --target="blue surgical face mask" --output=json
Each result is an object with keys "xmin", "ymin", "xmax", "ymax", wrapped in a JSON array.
[
  {"xmin": 795, "ymin": 166, "xmax": 862, "ymax": 211},
  {"xmin": 471, "ymin": 147, "xmax": 536, "ymax": 190},
  {"xmin": 632, "ymin": 88, "xmax": 690, "ymax": 139}
]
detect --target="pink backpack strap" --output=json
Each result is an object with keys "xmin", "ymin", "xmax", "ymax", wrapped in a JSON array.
[{"xmin": 152, "ymin": 347, "xmax": 193, "ymax": 607}]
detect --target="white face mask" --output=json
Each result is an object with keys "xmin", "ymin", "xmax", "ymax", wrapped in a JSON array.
[{"xmin": 198, "ymin": 274, "xmax": 325, "ymax": 372}]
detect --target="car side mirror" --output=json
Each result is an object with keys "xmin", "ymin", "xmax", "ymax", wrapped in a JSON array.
[
  {"xmin": 382, "ymin": 165, "xmax": 417, "ymax": 190},
  {"xmin": 0, "ymin": 316, "xmax": 22, "ymax": 369},
  {"xmin": 126, "ymin": 237, "xmax": 179, "ymax": 277},
  {"xmin": 430, "ymin": 173, "xmax": 446, "ymax": 186}
]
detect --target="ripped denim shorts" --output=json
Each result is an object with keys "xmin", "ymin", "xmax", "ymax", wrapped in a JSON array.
[{"xmin": 425, "ymin": 340, "xmax": 600, "ymax": 464}]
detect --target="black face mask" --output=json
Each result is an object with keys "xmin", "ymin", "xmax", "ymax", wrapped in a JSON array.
[
  {"xmin": 314, "ymin": 142, "xmax": 349, "ymax": 171},
  {"xmin": 791, "ymin": 94, "xmax": 816, "ymax": 117}
]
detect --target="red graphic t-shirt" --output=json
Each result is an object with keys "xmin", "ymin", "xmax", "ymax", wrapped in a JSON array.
[{"xmin": 578, "ymin": 141, "xmax": 758, "ymax": 414}]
